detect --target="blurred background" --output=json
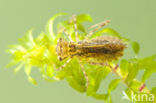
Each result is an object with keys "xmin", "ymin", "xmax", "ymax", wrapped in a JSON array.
[{"xmin": 0, "ymin": 0, "xmax": 156, "ymax": 103}]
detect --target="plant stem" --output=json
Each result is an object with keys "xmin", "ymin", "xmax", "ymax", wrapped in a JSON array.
[{"xmin": 107, "ymin": 64, "xmax": 135, "ymax": 92}]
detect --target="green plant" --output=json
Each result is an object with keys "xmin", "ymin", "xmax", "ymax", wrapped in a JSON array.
[{"xmin": 6, "ymin": 13, "xmax": 156, "ymax": 103}]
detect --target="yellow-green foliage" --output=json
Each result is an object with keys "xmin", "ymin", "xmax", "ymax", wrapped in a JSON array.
[{"xmin": 7, "ymin": 13, "xmax": 156, "ymax": 103}]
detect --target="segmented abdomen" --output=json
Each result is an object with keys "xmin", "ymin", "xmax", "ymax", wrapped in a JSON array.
[{"xmin": 68, "ymin": 36, "xmax": 126, "ymax": 63}]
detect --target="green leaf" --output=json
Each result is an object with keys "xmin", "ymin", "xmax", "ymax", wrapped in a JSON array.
[
  {"xmin": 77, "ymin": 23, "xmax": 86, "ymax": 32},
  {"xmin": 129, "ymin": 80, "xmax": 142, "ymax": 92},
  {"xmin": 34, "ymin": 32, "xmax": 50, "ymax": 46},
  {"xmin": 61, "ymin": 58, "xmax": 86, "ymax": 92},
  {"xmin": 67, "ymin": 76, "xmax": 86, "ymax": 93},
  {"xmin": 120, "ymin": 59, "xmax": 129, "ymax": 77},
  {"xmin": 91, "ymin": 93, "xmax": 109, "ymax": 101},
  {"xmin": 69, "ymin": 32, "xmax": 75, "ymax": 42},
  {"xmin": 108, "ymin": 79, "xmax": 121, "ymax": 94},
  {"xmin": 26, "ymin": 29, "xmax": 35, "ymax": 46},
  {"xmin": 46, "ymin": 65, "xmax": 54, "ymax": 77},
  {"xmin": 141, "ymin": 61, "xmax": 156, "ymax": 82},
  {"xmin": 18, "ymin": 29, "xmax": 35, "ymax": 48},
  {"xmin": 125, "ymin": 59, "xmax": 139, "ymax": 83},
  {"xmin": 14, "ymin": 63, "xmax": 24, "ymax": 74},
  {"xmin": 46, "ymin": 13, "xmax": 66, "ymax": 42},
  {"xmin": 138, "ymin": 55, "xmax": 156, "ymax": 70},
  {"xmin": 25, "ymin": 64, "xmax": 32, "ymax": 76},
  {"xmin": 54, "ymin": 70, "xmax": 66, "ymax": 80},
  {"xmin": 57, "ymin": 19, "xmax": 86, "ymax": 39},
  {"xmin": 93, "ymin": 66, "xmax": 111, "ymax": 92},
  {"xmin": 90, "ymin": 28, "xmax": 122, "ymax": 39},
  {"xmin": 77, "ymin": 14, "xmax": 93, "ymax": 23},
  {"xmin": 7, "ymin": 45, "xmax": 26, "ymax": 54},
  {"xmin": 132, "ymin": 41, "xmax": 140, "ymax": 55},
  {"xmin": 86, "ymin": 66, "xmax": 111, "ymax": 95},
  {"xmin": 28, "ymin": 76, "xmax": 38, "ymax": 85}
]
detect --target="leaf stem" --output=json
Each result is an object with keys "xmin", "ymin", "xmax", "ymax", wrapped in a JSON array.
[{"xmin": 107, "ymin": 64, "xmax": 135, "ymax": 92}]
